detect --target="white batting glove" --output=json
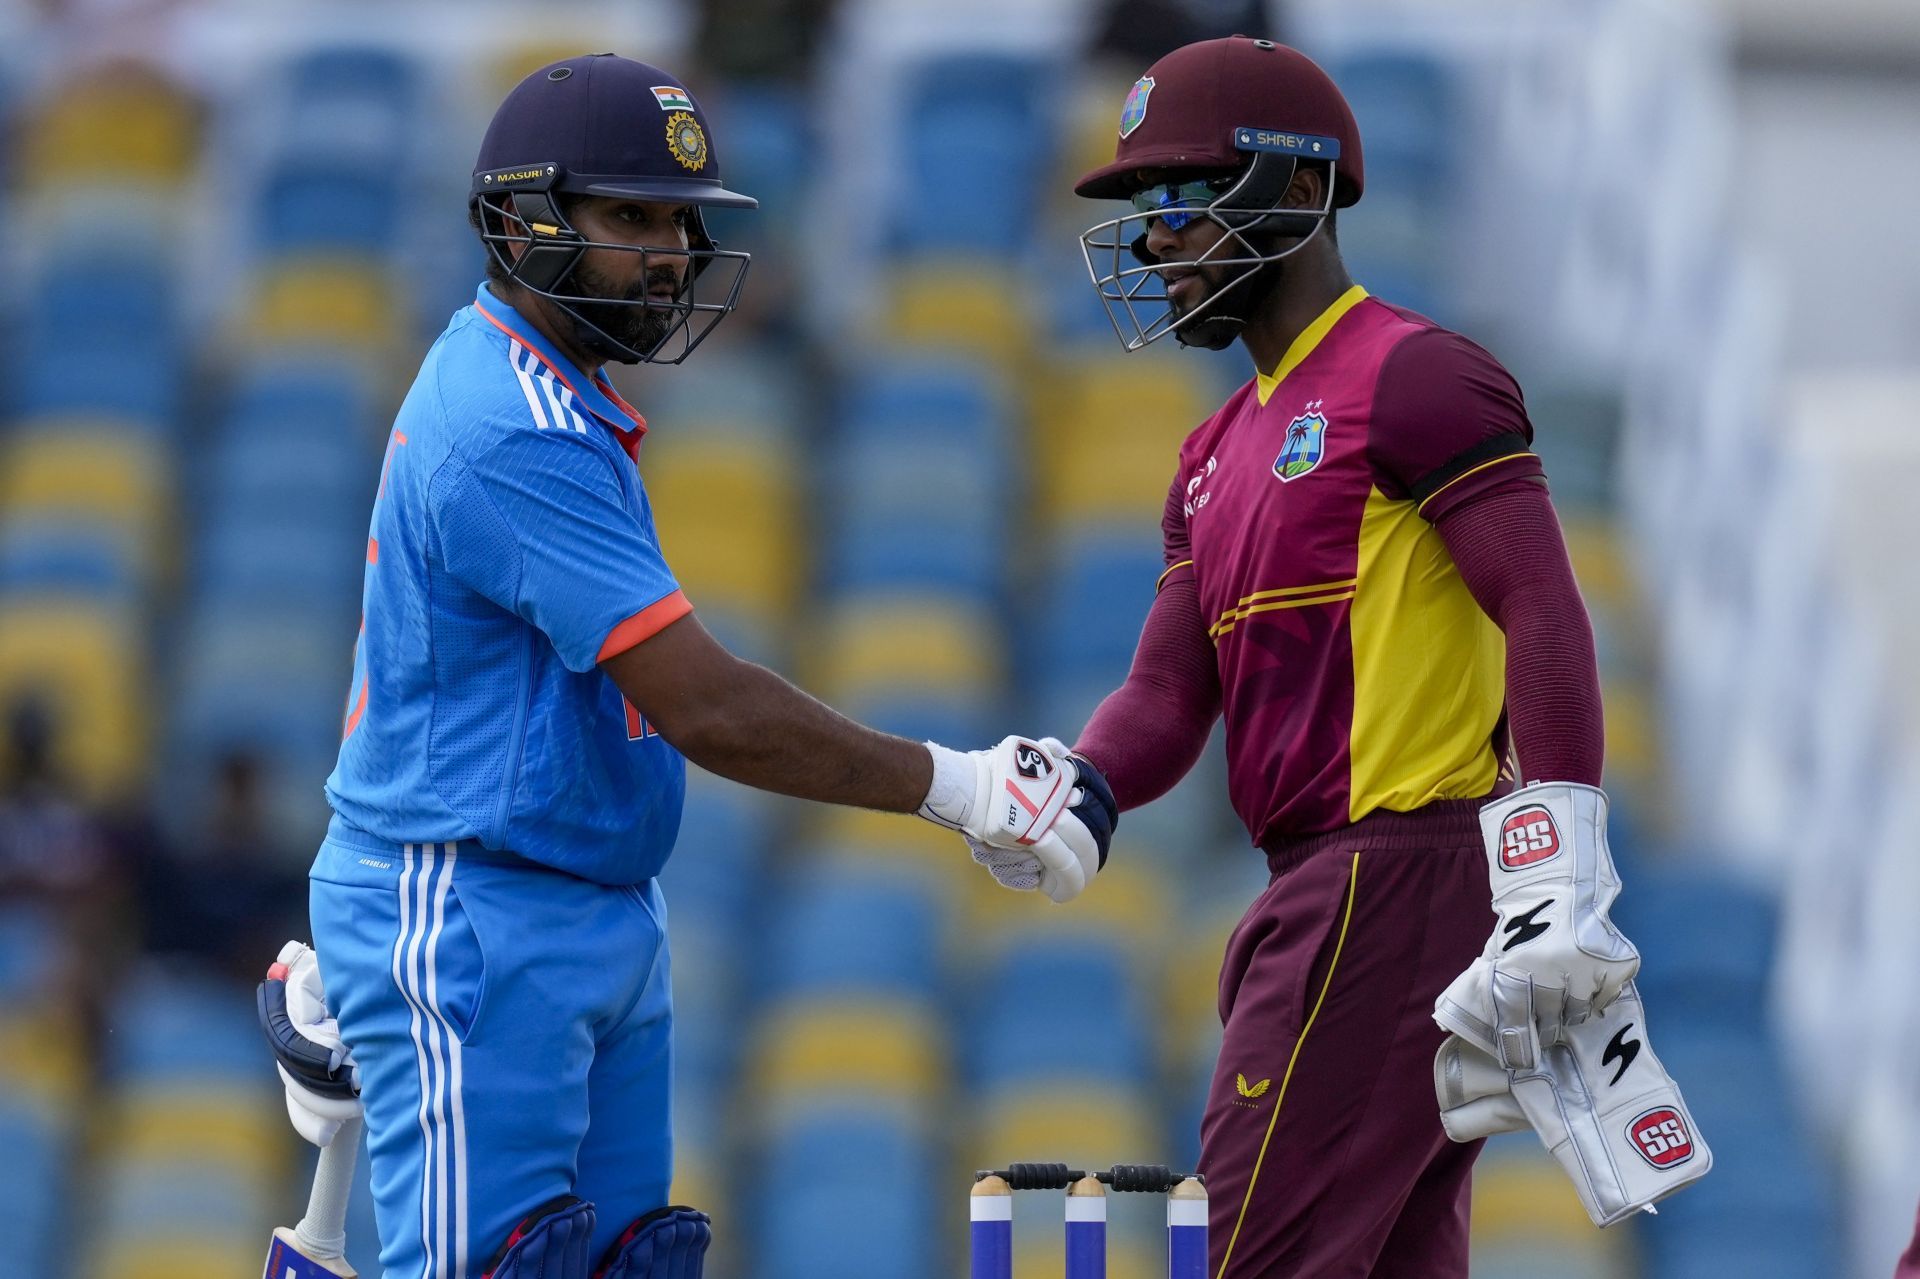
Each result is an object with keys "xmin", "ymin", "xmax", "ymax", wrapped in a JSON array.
[
  {"xmin": 920, "ymin": 736, "xmax": 1116, "ymax": 903},
  {"xmin": 1436, "ymin": 783, "xmax": 1640, "ymax": 1054},
  {"xmin": 259, "ymin": 941, "xmax": 362, "ymax": 1148}
]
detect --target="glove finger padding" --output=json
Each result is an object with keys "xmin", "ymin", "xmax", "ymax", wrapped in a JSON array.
[
  {"xmin": 1508, "ymin": 984, "xmax": 1711, "ymax": 1227},
  {"xmin": 1028, "ymin": 823, "xmax": 1096, "ymax": 904},
  {"xmin": 1474, "ymin": 784, "xmax": 1640, "ymax": 1044},
  {"xmin": 970, "ymin": 838, "xmax": 1043, "ymax": 892},
  {"xmin": 1434, "ymin": 1034, "xmax": 1528, "ymax": 1143}
]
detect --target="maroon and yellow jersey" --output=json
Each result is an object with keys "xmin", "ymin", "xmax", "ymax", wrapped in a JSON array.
[{"xmin": 1161, "ymin": 285, "xmax": 1544, "ymax": 847}]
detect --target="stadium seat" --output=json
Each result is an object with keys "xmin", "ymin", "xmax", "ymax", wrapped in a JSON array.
[
  {"xmin": 807, "ymin": 595, "xmax": 1002, "ymax": 704},
  {"xmin": 699, "ymin": 84, "xmax": 812, "ymax": 250},
  {"xmin": 761, "ymin": 864, "xmax": 945, "ymax": 1003},
  {"xmin": 756, "ymin": 1101, "xmax": 937, "ymax": 1279},
  {"xmin": 1612, "ymin": 866, "xmax": 1777, "ymax": 1031},
  {"xmin": 1031, "ymin": 354, "xmax": 1211, "ymax": 523},
  {"xmin": 255, "ymin": 158, "xmax": 406, "ymax": 256},
  {"xmin": 275, "ymin": 45, "xmax": 424, "ymax": 165},
  {"xmin": 970, "ymin": 1085, "xmax": 1158, "ymax": 1175},
  {"xmin": 240, "ymin": 258, "xmax": 402, "ymax": 353},
  {"xmin": 0, "ymin": 515, "xmax": 140, "ymax": 600},
  {"xmin": 0, "ymin": 1100, "xmax": 70, "ymax": 1279},
  {"xmin": 101, "ymin": 965, "xmax": 273, "ymax": 1084},
  {"xmin": 873, "ymin": 262, "xmax": 1035, "ymax": 368},
  {"xmin": 0, "ymin": 429, "xmax": 174, "ymax": 567},
  {"xmin": 892, "ymin": 53, "xmax": 1056, "ymax": 256},
  {"xmin": 645, "ymin": 438, "xmax": 803, "ymax": 619},
  {"xmin": 17, "ymin": 66, "xmax": 201, "ymax": 190},
  {"xmin": 749, "ymin": 998, "xmax": 946, "ymax": 1106},
  {"xmin": 1037, "ymin": 526, "xmax": 1163, "ymax": 680},
  {"xmin": 969, "ymin": 934, "xmax": 1151, "ymax": 1095},
  {"xmin": 18, "ymin": 326, "xmax": 185, "ymax": 428},
  {"xmin": 0, "ymin": 601, "xmax": 147, "ymax": 796}
]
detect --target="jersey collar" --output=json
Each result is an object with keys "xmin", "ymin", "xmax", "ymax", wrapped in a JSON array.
[
  {"xmin": 472, "ymin": 284, "xmax": 649, "ymax": 448},
  {"xmin": 1254, "ymin": 284, "xmax": 1370, "ymax": 407}
]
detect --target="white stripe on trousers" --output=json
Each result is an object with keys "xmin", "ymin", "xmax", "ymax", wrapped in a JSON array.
[{"xmin": 392, "ymin": 843, "xmax": 469, "ymax": 1278}]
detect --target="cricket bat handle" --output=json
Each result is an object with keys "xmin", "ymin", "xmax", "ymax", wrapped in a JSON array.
[{"xmin": 295, "ymin": 1117, "xmax": 361, "ymax": 1259}]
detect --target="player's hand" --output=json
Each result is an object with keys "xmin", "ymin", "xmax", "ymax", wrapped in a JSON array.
[
  {"xmin": 920, "ymin": 736, "xmax": 1118, "ymax": 903},
  {"xmin": 258, "ymin": 940, "xmax": 363, "ymax": 1148},
  {"xmin": 1435, "ymin": 783, "xmax": 1639, "ymax": 1054}
]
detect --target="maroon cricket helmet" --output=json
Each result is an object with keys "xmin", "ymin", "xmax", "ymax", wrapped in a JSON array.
[{"xmin": 1074, "ymin": 36, "xmax": 1365, "ymax": 207}]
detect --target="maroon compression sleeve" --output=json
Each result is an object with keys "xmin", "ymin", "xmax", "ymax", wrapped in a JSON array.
[
  {"xmin": 1437, "ymin": 479, "xmax": 1604, "ymax": 786},
  {"xmin": 1072, "ymin": 576, "xmax": 1221, "ymax": 811}
]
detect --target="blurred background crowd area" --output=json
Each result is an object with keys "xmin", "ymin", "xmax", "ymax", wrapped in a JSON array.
[{"xmin": 0, "ymin": 0, "xmax": 1914, "ymax": 1275}]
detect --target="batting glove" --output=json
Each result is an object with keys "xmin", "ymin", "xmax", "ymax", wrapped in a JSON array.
[
  {"xmin": 1436, "ymin": 783, "xmax": 1639, "ymax": 1054},
  {"xmin": 258, "ymin": 940, "xmax": 362, "ymax": 1147},
  {"xmin": 920, "ymin": 736, "xmax": 1117, "ymax": 904}
]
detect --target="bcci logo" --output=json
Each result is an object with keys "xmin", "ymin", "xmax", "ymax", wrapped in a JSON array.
[
  {"xmin": 665, "ymin": 111, "xmax": 708, "ymax": 172},
  {"xmin": 1119, "ymin": 76, "xmax": 1154, "ymax": 138},
  {"xmin": 1273, "ymin": 401, "xmax": 1328, "ymax": 482}
]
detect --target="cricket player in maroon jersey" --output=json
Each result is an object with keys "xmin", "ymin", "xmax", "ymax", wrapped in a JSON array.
[{"xmin": 1061, "ymin": 36, "xmax": 1645, "ymax": 1277}]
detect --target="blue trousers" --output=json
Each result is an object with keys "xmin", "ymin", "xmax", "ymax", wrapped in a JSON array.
[{"xmin": 310, "ymin": 821, "xmax": 674, "ymax": 1278}]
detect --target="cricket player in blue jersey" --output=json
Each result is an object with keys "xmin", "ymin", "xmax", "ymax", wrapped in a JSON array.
[{"xmin": 288, "ymin": 54, "xmax": 1118, "ymax": 1279}]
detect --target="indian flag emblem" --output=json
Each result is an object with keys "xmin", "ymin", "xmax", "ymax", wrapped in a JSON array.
[{"xmin": 652, "ymin": 85, "xmax": 695, "ymax": 112}]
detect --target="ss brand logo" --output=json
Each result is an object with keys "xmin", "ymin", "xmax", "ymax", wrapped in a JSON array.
[
  {"xmin": 1499, "ymin": 806, "xmax": 1562, "ymax": 870},
  {"xmin": 1628, "ymin": 1108, "xmax": 1696, "ymax": 1169}
]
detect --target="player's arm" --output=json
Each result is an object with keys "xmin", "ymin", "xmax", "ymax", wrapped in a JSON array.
[
  {"xmin": 1070, "ymin": 471, "xmax": 1222, "ymax": 809},
  {"xmin": 600, "ymin": 612, "xmax": 930, "ymax": 810}
]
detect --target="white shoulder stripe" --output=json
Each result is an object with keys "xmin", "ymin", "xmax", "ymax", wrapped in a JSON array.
[
  {"xmin": 509, "ymin": 346, "xmax": 552, "ymax": 430},
  {"xmin": 532, "ymin": 365, "xmax": 590, "ymax": 434}
]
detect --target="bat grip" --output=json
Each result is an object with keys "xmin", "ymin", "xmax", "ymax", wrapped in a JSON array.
[{"xmin": 294, "ymin": 1116, "xmax": 360, "ymax": 1261}]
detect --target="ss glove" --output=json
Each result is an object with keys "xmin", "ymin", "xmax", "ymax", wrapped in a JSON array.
[
  {"xmin": 1436, "ymin": 782, "xmax": 1639, "ymax": 1054},
  {"xmin": 1435, "ymin": 981, "xmax": 1712, "ymax": 1227},
  {"xmin": 920, "ymin": 736, "xmax": 1117, "ymax": 903},
  {"xmin": 258, "ymin": 940, "xmax": 362, "ymax": 1147}
]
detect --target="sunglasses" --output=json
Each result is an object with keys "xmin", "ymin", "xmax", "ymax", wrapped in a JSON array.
[{"xmin": 1129, "ymin": 178, "xmax": 1235, "ymax": 232}]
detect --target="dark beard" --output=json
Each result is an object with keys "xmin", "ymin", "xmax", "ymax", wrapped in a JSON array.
[{"xmin": 566, "ymin": 260, "xmax": 685, "ymax": 360}]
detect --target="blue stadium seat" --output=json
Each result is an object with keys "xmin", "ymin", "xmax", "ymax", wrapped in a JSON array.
[
  {"xmin": 969, "ymin": 935, "xmax": 1149, "ymax": 1094},
  {"xmin": 33, "ymin": 243, "xmax": 174, "ymax": 341},
  {"xmin": 17, "ymin": 329, "xmax": 183, "ymax": 428},
  {"xmin": 0, "ymin": 516, "xmax": 139, "ymax": 598},
  {"xmin": 700, "ymin": 84, "xmax": 811, "ymax": 249},
  {"xmin": 102, "ymin": 966, "xmax": 267, "ymax": 1083},
  {"xmin": 761, "ymin": 866, "xmax": 944, "ymax": 1003},
  {"xmin": 1035, "ymin": 528, "xmax": 1162, "ymax": 680},
  {"xmin": 893, "ymin": 53, "xmax": 1055, "ymax": 255},
  {"xmin": 1612, "ymin": 866, "xmax": 1776, "ymax": 1031},
  {"xmin": 1321, "ymin": 51, "xmax": 1457, "ymax": 191},
  {"xmin": 278, "ymin": 45, "xmax": 423, "ymax": 163},
  {"xmin": 842, "ymin": 692, "xmax": 995, "ymax": 751},
  {"xmin": 255, "ymin": 159, "xmax": 404, "ymax": 255},
  {"xmin": 659, "ymin": 777, "xmax": 772, "ymax": 927},
  {"xmin": 837, "ymin": 356, "xmax": 1011, "ymax": 457},
  {"xmin": 0, "ymin": 1102, "xmax": 68, "ymax": 1279},
  {"xmin": 755, "ymin": 1103, "xmax": 935, "ymax": 1279},
  {"xmin": 824, "ymin": 504, "xmax": 1002, "ymax": 601}
]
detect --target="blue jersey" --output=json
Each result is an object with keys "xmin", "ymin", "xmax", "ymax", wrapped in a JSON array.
[{"xmin": 325, "ymin": 284, "xmax": 690, "ymax": 884}]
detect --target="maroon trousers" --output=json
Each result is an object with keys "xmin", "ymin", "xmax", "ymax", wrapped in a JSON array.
[{"xmin": 1199, "ymin": 801, "xmax": 1496, "ymax": 1279}]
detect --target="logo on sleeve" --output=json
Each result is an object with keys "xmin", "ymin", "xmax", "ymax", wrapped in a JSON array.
[
  {"xmin": 1499, "ymin": 806, "xmax": 1562, "ymax": 870},
  {"xmin": 1273, "ymin": 401, "xmax": 1328, "ymax": 482},
  {"xmin": 1184, "ymin": 455, "xmax": 1218, "ymax": 518},
  {"xmin": 1628, "ymin": 1107, "xmax": 1696, "ymax": 1169}
]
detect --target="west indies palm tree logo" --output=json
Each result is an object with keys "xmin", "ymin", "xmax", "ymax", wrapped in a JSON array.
[{"xmin": 1274, "ymin": 399, "xmax": 1329, "ymax": 482}]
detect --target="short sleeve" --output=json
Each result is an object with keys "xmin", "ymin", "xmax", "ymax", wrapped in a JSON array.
[
  {"xmin": 431, "ymin": 428, "xmax": 688, "ymax": 673},
  {"xmin": 1369, "ymin": 327, "xmax": 1545, "ymax": 524},
  {"xmin": 1157, "ymin": 466, "xmax": 1195, "ymax": 592}
]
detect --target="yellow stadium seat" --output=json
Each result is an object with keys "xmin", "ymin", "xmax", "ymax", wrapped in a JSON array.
[
  {"xmin": 19, "ymin": 68, "xmax": 201, "ymax": 189},
  {"xmin": 969, "ymin": 1087, "xmax": 1157, "ymax": 1173},
  {"xmin": 0, "ymin": 1008, "xmax": 87, "ymax": 1110},
  {"xmin": 805, "ymin": 596, "xmax": 1001, "ymax": 699},
  {"xmin": 1031, "ymin": 356, "xmax": 1211, "ymax": 521},
  {"xmin": 1470, "ymin": 1149, "xmax": 1602, "ymax": 1243},
  {"xmin": 647, "ymin": 440, "xmax": 803, "ymax": 617},
  {"xmin": 1602, "ymin": 681, "xmax": 1658, "ymax": 781},
  {"xmin": 241, "ymin": 258, "xmax": 401, "ymax": 352},
  {"xmin": 0, "ymin": 427, "xmax": 175, "ymax": 579},
  {"xmin": 957, "ymin": 844, "xmax": 1165, "ymax": 949},
  {"xmin": 811, "ymin": 804, "xmax": 960, "ymax": 863},
  {"xmin": 874, "ymin": 262, "xmax": 1034, "ymax": 369},
  {"xmin": 90, "ymin": 1240, "xmax": 263, "ymax": 1279},
  {"xmin": 1561, "ymin": 517, "xmax": 1638, "ymax": 617},
  {"xmin": 749, "ymin": 998, "xmax": 946, "ymax": 1105},
  {"xmin": 106, "ymin": 1093, "xmax": 286, "ymax": 1184},
  {"xmin": 0, "ymin": 602, "xmax": 147, "ymax": 797}
]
